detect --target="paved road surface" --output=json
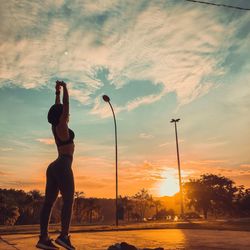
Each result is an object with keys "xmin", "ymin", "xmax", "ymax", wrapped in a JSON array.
[{"xmin": 1, "ymin": 229, "xmax": 250, "ymax": 250}]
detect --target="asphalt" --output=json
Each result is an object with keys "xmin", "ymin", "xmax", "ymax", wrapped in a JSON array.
[{"xmin": 1, "ymin": 229, "xmax": 250, "ymax": 250}]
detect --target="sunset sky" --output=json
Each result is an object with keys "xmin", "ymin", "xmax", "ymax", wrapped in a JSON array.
[{"xmin": 0, "ymin": 0, "xmax": 250, "ymax": 198}]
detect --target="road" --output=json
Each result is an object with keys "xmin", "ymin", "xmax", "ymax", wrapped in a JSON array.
[{"xmin": 1, "ymin": 229, "xmax": 250, "ymax": 250}]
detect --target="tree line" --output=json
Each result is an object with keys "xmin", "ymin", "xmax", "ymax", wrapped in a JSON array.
[
  {"xmin": 184, "ymin": 174, "xmax": 250, "ymax": 219},
  {"xmin": 0, "ymin": 174, "xmax": 249, "ymax": 225},
  {"xmin": 0, "ymin": 188, "xmax": 174, "ymax": 226}
]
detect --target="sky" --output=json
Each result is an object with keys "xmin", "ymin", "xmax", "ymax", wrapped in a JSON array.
[{"xmin": 0, "ymin": 0, "xmax": 250, "ymax": 198}]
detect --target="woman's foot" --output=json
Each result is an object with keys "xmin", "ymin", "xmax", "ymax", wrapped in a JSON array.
[
  {"xmin": 55, "ymin": 235, "xmax": 75, "ymax": 250},
  {"xmin": 36, "ymin": 236, "xmax": 59, "ymax": 250}
]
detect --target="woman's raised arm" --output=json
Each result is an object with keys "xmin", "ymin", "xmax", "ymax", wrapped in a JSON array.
[
  {"xmin": 58, "ymin": 81, "xmax": 69, "ymax": 123},
  {"xmin": 55, "ymin": 82, "xmax": 61, "ymax": 104}
]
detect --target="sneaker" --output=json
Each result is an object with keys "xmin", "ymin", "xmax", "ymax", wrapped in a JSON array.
[
  {"xmin": 36, "ymin": 236, "xmax": 59, "ymax": 250},
  {"xmin": 55, "ymin": 235, "xmax": 75, "ymax": 250}
]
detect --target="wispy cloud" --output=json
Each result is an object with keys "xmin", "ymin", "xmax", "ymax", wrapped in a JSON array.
[
  {"xmin": 139, "ymin": 133, "xmax": 154, "ymax": 139},
  {"xmin": 158, "ymin": 142, "xmax": 171, "ymax": 147},
  {"xmin": 0, "ymin": 147, "xmax": 13, "ymax": 152},
  {"xmin": 239, "ymin": 164, "xmax": 250, "ymax": 169},
  {"xmin": 186, "ymin": 159, "xmax": 229, "ymax": 165},
  {"xmin": 1, "ymin": 1, "xmax": 249, "ymax": 196},
  {"xmin": 36, "ymin": 138, "xmax": 54, "ymax": 145},
  {"xmin": 1, "ymin": 1, "xmax": 248, "ymax": 117},
  {"xmin": 0, "ymin": 170, "xmax": 12, "ymax": 176}
]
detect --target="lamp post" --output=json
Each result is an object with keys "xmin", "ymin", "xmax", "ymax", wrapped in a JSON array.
[
  {"xmin": 102, "ymin": 95, "xmax": 118, "ymax": 226},
  {"xmin": 170, "ymin": 118, "xmax": 184, "ymax": 217}
]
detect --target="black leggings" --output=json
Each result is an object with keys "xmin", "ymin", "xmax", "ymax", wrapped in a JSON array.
[{"xmin": 40, "ymin": 155, "xmax": 75, "ymax": 237}]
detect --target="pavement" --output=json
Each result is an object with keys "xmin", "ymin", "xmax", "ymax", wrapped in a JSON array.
[{"xmin": 1, "ymin": 229, "xmax": 250, "ymax": 250}]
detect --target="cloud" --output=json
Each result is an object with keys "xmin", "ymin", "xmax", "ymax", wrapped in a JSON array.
[
  {"xmin": 8, "ymin": 140, "xmax": 32, "ymax": 149},
  {"xmin": 180, "ymin": 159, "xmax": 250, "ymax": 187},
  {"xmin": 0, "ymin": 147, "xmax": 13, "ymax": 152},
  {"xmin": 36, "ymin": 138, "xmax": 54, "ymax": 145},
  {"xmin": 139, "ymin": 133, "xmax": 154, "ymax": 139},
  {"xmin": 192, "ymin": 140, "xmax": 229, "ymax": 151},
  {"xmin": 186, "ymin": 159, "xmax": 229, "ymax": 165},
  {"xmin": 1, "ymin": 180, "xmax": 45, "ymax": 191},
  {"xmin": 240, "ymin": 164, "xmax": 250, "ymax": 169},
  {"xmin": 0, "ymin": 170, "xmax": 12, "ymax": 176},
  {"xmin": 158, "ymin": 142, "xmax": 171, "ymax": 147},
  {"xmin": 89, "ymin": 95, "xmax": 120, "ymax": 118},
  {"xmin": 1, "ymin": 1, "xmax": 249, "ymax": 117},
  {"xmin": 126, "ymin": 93, "xmax": 165, "ymax": 111},
  {"xmin": 120, "ymin": 160, "xmax": 167, "ymax": 182}
]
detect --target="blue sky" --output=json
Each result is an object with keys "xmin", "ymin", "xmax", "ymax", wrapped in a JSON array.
[{"xmin": 0, "ymin": 0, "xmax": 250, "ymax": 197}]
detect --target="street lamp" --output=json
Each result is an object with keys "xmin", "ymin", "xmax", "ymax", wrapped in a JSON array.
[
  {"xmin": 102, "ymin": 95, "xmax": 119, "ymax": 226},
  {"xmin": 170, "ymin": 118, "xmax": 184, "ymax": 217}
]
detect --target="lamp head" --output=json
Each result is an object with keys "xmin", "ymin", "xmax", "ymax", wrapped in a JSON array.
[
  {"xmin": 170, "ymin": 118, "xmax": 180, "ymax": 123},
  {"xmin": 102, "ymin": 95, "xmax": 110, "ymax": 102}
]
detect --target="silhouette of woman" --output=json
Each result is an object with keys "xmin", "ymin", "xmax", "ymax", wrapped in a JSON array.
[{"xmin": 36, "ymin": 81, "xmax": 75, "ymax": 250}]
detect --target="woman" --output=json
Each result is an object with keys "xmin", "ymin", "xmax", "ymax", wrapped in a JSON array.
[{"xmin": 36, "ymin": 81, "xmax": 75, "ymax": 250}]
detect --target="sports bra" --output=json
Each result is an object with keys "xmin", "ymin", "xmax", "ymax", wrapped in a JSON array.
[{"xmin": 52, "ymin": 126, "xmax": 75, "ymax": 147}]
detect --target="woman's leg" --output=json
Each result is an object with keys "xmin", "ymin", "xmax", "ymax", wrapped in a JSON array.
[
  {"xmin": 40, "ymin": 164, "xmax": 59, "ymax": 238},
  {"xmin": 56, "ymin": 158, "xmax": 75, "ymax": 236}
]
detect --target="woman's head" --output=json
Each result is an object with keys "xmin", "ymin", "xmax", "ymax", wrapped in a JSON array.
[{"xmin": 47, "ymin": 104, "xmax": 63, "ymax": 126}]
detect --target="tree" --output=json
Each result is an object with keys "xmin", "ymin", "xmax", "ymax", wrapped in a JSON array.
[
  {"xmin": 202, "ymin": 174, "xmax": 238, "ymax": 217},
  {"xmin": 184, "ymin": 174, "xmax": 238, "ymax": 219},
  {"xmin": 235, "ymin": 187, "xmax": 250, "ymax": 216},
  {"xmin": 133, "ymin": 189, "xmax": 153, "ymax": 220},
  {"xmin": 151, "ymin": 200, "xmax": 162, "ymax": 220},
  {"xmin": 74, "ymin": 191, "xmax": 85, "ymax": 224},
  {"xmin": 28, "ymin": 190, "xmax": 43, "ymax": 201},
  {"xmin": 184, "ymin": 179, "xmax": 211, "ymax": 219},
  {"xmin": 0, "ymin": 189, "xmax": 34, "ymax": 225},
  {"xmin": 27, "ymin": 190, "xmax": 44, "ymax": 224},
  {"xmin": 119, "ymin": 196, "xmax": 134, "ymax": 221},
  {"xmin": 155, "ymin": 209, "xmax": 167, "ymax": 220},
  {"xmin": 0, "ymin": 206, "xmax": 20, "ymax": 225},
  {"xmin": 240, "ymin": 189, "xmax": 250, "ymax": 214},
  {"xmin": 85, "ymin": 198, "xmax": 100, "ymax": 223}
]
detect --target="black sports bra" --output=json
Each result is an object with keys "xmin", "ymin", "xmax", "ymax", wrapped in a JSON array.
[{"xmin": 52, "ymin": 126, "xmax": 75, "ymax": 147}]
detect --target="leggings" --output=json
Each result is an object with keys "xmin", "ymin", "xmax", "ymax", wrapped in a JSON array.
[{"xmin": 40, "ymin": 154, "xmax": 75, "ymax": 237}]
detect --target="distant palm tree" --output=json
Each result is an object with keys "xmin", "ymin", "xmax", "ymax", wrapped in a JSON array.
[
  {"xmin": 85, "ymin": 198, "xmax": 99, "ymax": 223},
  {"xmin": 74, "ymin": 191, "xmax": 85, "ymax": 224}
]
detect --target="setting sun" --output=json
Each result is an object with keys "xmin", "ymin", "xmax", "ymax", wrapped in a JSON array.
[{"xmin": 157, "ymin": 169, "xmax": 180, "ymax": 196}]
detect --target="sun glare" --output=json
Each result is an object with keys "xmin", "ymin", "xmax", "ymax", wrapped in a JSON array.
[{"xmin": 158, "ymin": 169, "xmax": 180, "ymax": 196}]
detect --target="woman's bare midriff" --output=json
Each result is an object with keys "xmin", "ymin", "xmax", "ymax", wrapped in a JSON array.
[{"xmin": 57, "ymin": 143, "xmax": 75, "ymax": 156}]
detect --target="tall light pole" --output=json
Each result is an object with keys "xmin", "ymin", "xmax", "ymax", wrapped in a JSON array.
[
  {"xmin": 170, "ymin": 118, "xmax": 184, "ymax": 217},
  {"xmin": 102, "ymin": 95, "xmax": 118, "ymax": 226}
]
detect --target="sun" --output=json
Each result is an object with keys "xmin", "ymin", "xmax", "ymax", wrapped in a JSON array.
[{"xmin": 157, "ymin": 169, "xmax": 180, "ymax": 196}]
